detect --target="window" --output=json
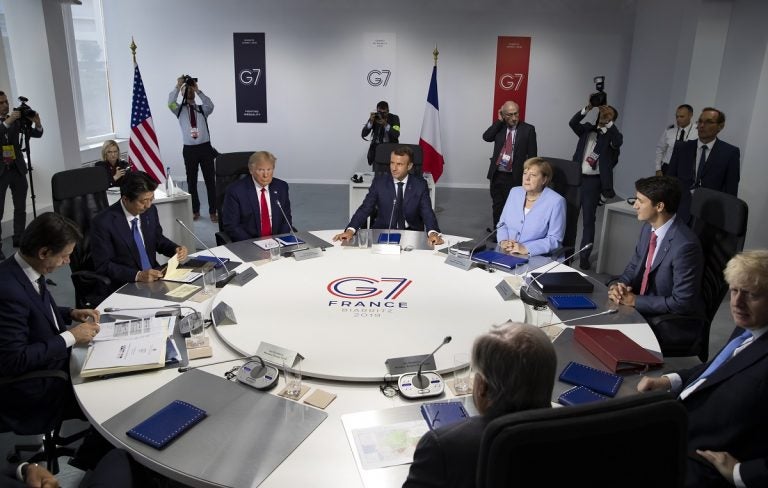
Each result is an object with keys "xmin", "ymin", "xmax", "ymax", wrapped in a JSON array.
[{"xmin": 66, "ymin": 0, "xmax": 114, "ymax": 144}]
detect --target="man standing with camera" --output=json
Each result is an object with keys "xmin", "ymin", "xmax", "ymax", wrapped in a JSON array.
[
  {"xmin": 0, "ymin": 91, "xmax": 43, "ymax": 259},
  {"xmin": 362, "ymin": 101, "xmax": 400, "ymax": 166},
  {"xmin": 569, "ymin": 81, "xmax": 623, "ymax": 270},
  {"xmin": 168, "ymin": 75, "xmax": 217, "ymax": 222}
]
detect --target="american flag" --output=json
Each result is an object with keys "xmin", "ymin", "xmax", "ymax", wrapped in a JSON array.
[{"xmin": 128, "ymin": 63, "xmax": 164, "ymax": 183}]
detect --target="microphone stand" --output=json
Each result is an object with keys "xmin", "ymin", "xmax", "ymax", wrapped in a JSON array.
[
  {"xmin": 538, "ymin": 308, "xmax": 618, "ymax": 328},
  {"xmin": 398, "ymin": 336, "xmax": 452, "ymax": 399},
  {"xmin": 176, "ymin": 218, "xmax": 237, "ymax": 286},
  {"xmin": 373, "ymin": 198, "xmax": 400, "ymax": 254},
  {"xmin": 274, "ymin": 198, "xmax": 323, "ymax": 260},
  {"xmin": 444, "ymin": 223, "xmax": 506, "ymax": 271},
  {"xmin": 520, "ymin": 243, "xmax": 593, "ymax": 308}
]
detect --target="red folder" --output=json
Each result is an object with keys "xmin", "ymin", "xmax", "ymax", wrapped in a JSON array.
[{"xmin": 574, "ymin": 326, "xmax": 663, "ymax": 373}]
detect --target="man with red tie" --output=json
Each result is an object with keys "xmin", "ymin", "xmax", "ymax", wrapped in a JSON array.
[
  {"xmin": 221, "ymin": 151, "xmax": 293, "ymax": 242},
  {"xmin": 608, "ymin": 176, "xmax": 703, "ymax": 340}
]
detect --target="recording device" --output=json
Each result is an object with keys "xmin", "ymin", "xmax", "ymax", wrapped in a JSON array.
[
  {"xmin": 398, "ymin": 336, "xmax": 452, "ymax": 399},
  {"xmin": 589, "ymin": 76, "xmax": 607, "ymax": 107},
  {"xmin": 117, "ymin": 159, "xmax": 130, "ymax": 170},
  {"xmin": 351, "ymin": 173, "xmax": 364, "ymax": 184},
  {"xmin": 182, "ymin": 74, "xmax": 198, "ymax": 86},
  {"xmin": 175, "ymin": 218, "xmax": 238, "ymax": 287},
  {"xmin": 14, "ymin": 96, "xmax": 37, "ymax": 120},
  {"xmin": 177, "ymin": 353, "xmax": 259, "ymax": 373},
  {"xmin": 235, "ymin": 356, "xmax": 280, "ymax": 390},
  {"xmin": 520, "ymin": 243, "xmax": 593, "ymax": 308},
  {"xmin": 372, "ymin": 110, "xmax": 386, "ymax": 122}
]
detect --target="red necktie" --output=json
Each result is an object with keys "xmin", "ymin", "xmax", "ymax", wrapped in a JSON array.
[
  {"xmin": 260, "ymin": 187, "xmax": 272, "ymax": 236},
  {"xmin": 496, "ymin": 129, "xmax": 513, "ymax": 168},
  {"xmin": 189, "ymin": 105, "xmax": 197, "ymax": 128},
  {"xmin": 639, "ymin": 231, "xmax": 658, "ymax": 295}
]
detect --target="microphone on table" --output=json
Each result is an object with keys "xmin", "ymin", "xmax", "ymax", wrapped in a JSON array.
[
  {"xmin": 179, "ymin": 354, "xmax": 279, "ymax": 390},
  {"xmin": 444, "ymin": 223, "xmax": 505, "ymax": 271},
  {"xmin": 177, "ymin": 353, "xmax": 258, "ymax": 373},
  {"xmin": 398, "ymin": 336, "xmax": 452, "ymax": 399},
  {"xmin": 176, "ymin": 218, "xmax": 237, "ymax": 287},
  {"xmin": 274, "ymin": 196, "xmax": 308, "ymax": 251},
  {"xmin": 538, "ymin": 308, "xmax": 618, "ymax": 328},
  {"xmin": 384, "ymin": 197, "xmax": 398, "ymax": 244},
  {"xmin": 520, "ymin": 243, "xmax": 593, "ymax": 308},
  {"xmin": 468, "ymin": 222, "xmax": 506, "ymax": 259}
]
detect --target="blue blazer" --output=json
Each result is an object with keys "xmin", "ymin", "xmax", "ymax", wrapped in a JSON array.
[
  {"xmin": 666, "ymin": 138, "xmax": 740, "ymax": 222},
  {"xmin": 678, "ymin": 328, "xmax": 768, "ymax": 487},
  {"xmin": 347, "ymin": 173, "xmax": 440, "ymax": 233},
  {"xmin": 221, "ymin": 177, "xmax": 292, "ymax": 242},
  {"xmin": 91, "ymin": 201, "xmax": 179, "ymax": 292},
  {"xmin": 497, "ymin": 186, "xmax": 565, "ymax": 256},
  {"xmin": 617, "ymin": 218, "xmax": 703, "ymax": 316},
  {"xmin": 569, "ymin": 110, "xmax": 623, "ymax": 193},
  {"xmin": 0, "ymin": 256, "xmax": 73, "ymax": 434}
]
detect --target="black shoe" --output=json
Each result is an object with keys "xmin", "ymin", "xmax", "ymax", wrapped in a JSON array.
[{"xmin": 579, "ymin": 257, "xmax": 590, "ymax": 270}]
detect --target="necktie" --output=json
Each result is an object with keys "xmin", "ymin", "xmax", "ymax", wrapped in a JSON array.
[
  {"xmin": 396, "ymin": 181, "xmax": 405, "ymax": 230},
  {"xmin": 496, "ymin": 129, "xmax": 513, "ymax": 168},
  {"xmin": 678, "ymin": 129, "xmax": 685, "ymax": 142},
  {"xmin": 131, "ymin": 218, "xmax": 152, "ymax": 271},
  {"xmin": 189, "ymin": 104, "xmax": 197, "ymax": 128},
  {"xmin": 695, "ymin": 145, "xmax": 708, "ymax": 186},
  {"xmin": 260, "ymin": 188, "xmax": 272, "ymax": 236},
  {"xmin": 639, "ymin": 231, "xmax": 657, "ymax": 295},
  {"xmin": 37, "ymin": 275, "xmax": 56, "ymax": 327},
  {"xmin": 690, "ymin": 330, "xmax": 752, "ymax": 384}
]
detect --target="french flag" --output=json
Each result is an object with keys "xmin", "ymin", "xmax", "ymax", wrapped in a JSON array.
[{"xmin": 419, "ymin": 66, "xmax": 444, "ymax": 182}]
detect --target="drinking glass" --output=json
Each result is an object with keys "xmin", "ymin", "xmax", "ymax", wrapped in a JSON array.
[
  {"xmin": 453, "ymin": 353, "xmax": 471, "ymax": 394},
  {"xmin": 283, "ymin": 358, "xmax": 302, "ymax": 398}
]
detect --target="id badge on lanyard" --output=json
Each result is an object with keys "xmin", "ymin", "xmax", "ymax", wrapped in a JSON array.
[{"xmin": 2, "ymin": 145, "xmax": 15, "ymax": 164}]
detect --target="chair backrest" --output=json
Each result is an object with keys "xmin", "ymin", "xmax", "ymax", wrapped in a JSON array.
[
  {"xmin": 214, "ymin": 152, "xmax": 253, "ymax": 232},
  {"xmin": 476, "ymin": 391, "xmax": 688, "ymax": 487},
  {"xmin": 542, "ymin": 157, "xmax": 581, "ymax": 256},
  {"xmin": 373, "ymin": 143, "xmax": 423, "ymax": 176},
  {"xmin": 690, "ymin": 187, "xmax": 749, "ymax": 322},
  {"xmin": 51, "ymin": 167, "xmax": 111, "ymax": 273}
]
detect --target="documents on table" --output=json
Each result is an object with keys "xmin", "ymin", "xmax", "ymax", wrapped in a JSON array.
[
  {"xmin": 162, "ymin": 254, "xmax": 203, "ymax": 283},
  {"xmin": 165, "ymin": 284, "xmax": 201, "ymax": 298},
  {"xmin": 350, "ymin": 420, "xmax": 428, "ymax": 470},
  {"xmin": 80, "ymin": 316, "xmax": 173, "ymax": 377},
  {"xmin": 253, "ymin": 238, "xmax": 280, "ymax": 250}
]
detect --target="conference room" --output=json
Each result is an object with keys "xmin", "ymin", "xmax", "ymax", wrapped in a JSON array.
[{"xmin": 1, "ymin": 1, "xmax": 767, "ymax": 487}]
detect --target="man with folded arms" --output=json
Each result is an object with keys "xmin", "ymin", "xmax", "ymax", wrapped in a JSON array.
[
  {"xmin": 608, "ymin": 176, "xmax": 703, "ymax": 349},
  {"xmin": 638, "ymin": 250, "xmax": 768, "ymax": 488},
  {"xmin": 403, "ymin": 323, "xmax": 555, "ymax": 488},
  {"xmin": 333, "ymin": 146, "xmax": 443, "ymax": 246}
]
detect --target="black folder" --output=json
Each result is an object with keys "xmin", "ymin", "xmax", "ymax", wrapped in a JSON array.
[{"xmin": 531, "ymin": 272, "xmax": 594, "ymax": 293}]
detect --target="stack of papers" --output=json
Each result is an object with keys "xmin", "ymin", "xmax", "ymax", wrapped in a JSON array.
[{"xmin": 162, "ymin": 254, "xmax": 202, "ymax": 284}]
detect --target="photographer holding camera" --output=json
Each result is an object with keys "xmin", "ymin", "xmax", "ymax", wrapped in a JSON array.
[
  {"xmin": 568, "ymin": 77, "xmax": 623, "ymax": 270},
  {"xmin": 0, "ymin": 91, "xmax": 43, "ymax": 258},
  {"xmin": 168, "ymin": 75, "xmax": 217, "ymax": 222},
  {"xmin": 361, "ymin": 100, "xmax": 400, "ymax": 166}
]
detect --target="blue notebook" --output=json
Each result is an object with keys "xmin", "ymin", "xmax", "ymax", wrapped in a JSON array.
[
  {"xmin": 420, "ymin": 401, "xmax": 470, "ymax": 430},
  {"xmin": 548, "ymin": 295, "xmax": 597, "ymax": 310},
  {"xmin": 275, "ymin": 235, "xmax": 305, "ymax": 246},
  {"xmin": 377, "ymin": 233, "xmax": 401, "ymax": 244},
  {"xmin": 558, "ymin": 361, "xmax": 623, "ymax": 397},
  {"xmin": 126, "ymin": 400, "xmax": 207, "ymax": 449},
  {"xmin": 557, "ymin": 385, "xmax": 608, "ymax": 406},
  {"xmin": 471, "ymin": 250, "xmax": 528, "ymax": 269}
]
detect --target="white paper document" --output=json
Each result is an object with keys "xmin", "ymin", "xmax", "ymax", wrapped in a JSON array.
[
  {"xmin": 162, "ymin": 253, "xmax": 203, "ymax": 283},
  {"xmin": 81, "ymin": 317, "xmax": 171, "ymax": 376},
  {"xmin": 253, "ymin": 238, "xmax": 280, "ymax": 250},
  {"xmin": 351, "ymin": 420, "xmax": 428, "ymax": 470}
]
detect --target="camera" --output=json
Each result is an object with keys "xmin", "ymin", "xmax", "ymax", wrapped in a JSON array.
[
  {"xmin": 182, "ymin": 75, "xmax": 198, "ymax": 86},
  {"xmin": 589, "ymin": 76, "xmax": 607, "ymax": 107},
  {"xmin": 14, "ymin": 96, "xmax": 37, "ymax": 120},
  {"xmin": 373, "ymin": 111, "xmax": 386, "ymax": 121}
]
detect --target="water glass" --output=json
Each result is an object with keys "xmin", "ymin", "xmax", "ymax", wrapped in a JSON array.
[
  {"xmin": 453, "ymin": 353, "xmax": 471, "ymax": 394},
  {"xmin": 187, "ymin": 312, "xmax": 205, "ymax": 347},
  {"xmin": 202, "ymin": 269, "xmax": 216, "ymax": 295},
  {"xmin": 357, "ymin": 229, "xmax": 370, "ymax": 248},
  {"xmin": 283, "ymin": 358, "xmax": 302, "ymax": 398},
  {"xmin": 269, "ymin": 246, "xmax": 281, "ymax": 261}
]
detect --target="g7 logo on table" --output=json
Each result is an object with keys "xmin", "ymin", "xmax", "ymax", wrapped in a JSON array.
[{"xmin": 327, "ymin": 276, "xmax": 411, "ymax": 299}]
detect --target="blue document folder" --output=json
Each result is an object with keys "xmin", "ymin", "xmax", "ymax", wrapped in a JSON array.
[
  {"xmin": 558, "ymin": 361, "xmax": 623, "ymax": 397},
  {"xmin": 126, "ymin": 400, "xmax": 207, "ymax": 449},
  {"xmin": 377, "ymin": 233, "xmax": 401, "ymax": 244},
  {"xmin": 471, "ymin": 250, "xmax": 528, "ymax": 269},
  {"xmin": 557, "ymin": 385, "xmax": 608, "ymax": 406},
  {"xmin": 420, "ymin": 401, "xmax": 470, "ymax": 430},
  {"xmin": 275, "ymin": 235, "xmax": 305, "ymax": 246},
  {"xmin": 548, "ymin": 295, "xmax": 597, "ymax": 310}
]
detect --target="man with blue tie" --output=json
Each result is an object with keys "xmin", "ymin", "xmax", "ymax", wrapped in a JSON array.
[
  {"xmin": 221, "ymin": 151, "xmax": 293, "ymax": 242},
  {"xmin": 333, "ymin": 146, "xmax": 443, "ymax": 246},
  {"xmin": 638, "ymin": 250, "xmax": 768, "ymax": 488},
  {"xmin": 91, "ymin": 171, "xmax": 188, "ymax": 293}
]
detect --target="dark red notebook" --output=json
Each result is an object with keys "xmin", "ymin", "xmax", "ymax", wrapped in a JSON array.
[{"xmin": 574, "ymin": 326, "xmax": 663, "ymax": 373}]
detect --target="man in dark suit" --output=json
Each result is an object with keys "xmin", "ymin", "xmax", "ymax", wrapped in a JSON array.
[
  {"xmin": 608, "ymin": 176, "xmax": 703, "ymax": 348},
  {"xmin": 0, "ymin": 212, "xmax": 100, "ymax": 434},
  {"xmin": 333, "ymin": 146, "xmax": 443, "ymax": 246},
  {"xmin": 221, "ymin": 151, "xmax": 293, "ymax": 242},
  {"xmin": 403, "ymin": 323, "xmax": 556, "ymax": 488},
  {"xmin": 482, "ymin": 100, "xmax": 537, "ymax": 229},
  {"xmin": 639, "ymin": 250, "xmax": 768, "ymax": 488},
  {"xmin": 91, "ymin": 171, "xmax": 188, "ymax": 293},
  {"xmin": 0, "ymin": 90, "xmax": 44, "ymax": 257},
  {"xmin": 362, "ymin": 100, "xmax": 400, "ymax": 166},
  {"xmin": 665, "ymin": 107, "xmax": 740, "ymax": 223},
  {"xmin": 569, "ymin": 101, "xmax": 623, "ymax": 269}
]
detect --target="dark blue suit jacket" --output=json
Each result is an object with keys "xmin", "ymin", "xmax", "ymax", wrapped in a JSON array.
[
  {"xmin": 0, "ymin": 256, "xmax": 73, "ymax": 433},
  {"xmin": 569, "ymin": 110, "xmax": 623, "ymax": 193},
  {"xmin": 347, "ymin": 174, "xmax": 440, "ymax": 233},
  {"xmin": 666, "ymin": 138, "xmax": 740, "ymax": 222},
  {"xmin": 482, "ymin": 120, "xmax": 537, "ymax": 182},
  {"xmin": 678, "ymin": 328, "xmax": 768, "ymax": 487},
  {"xmin": 91, "ymin": 201, "xmax": 179, "ymax": 292},
  {"xmin": 221, "ymin": 177, "xmax": 292, "ymax": 242},
  {"xmin": 618, "ymin": 218, "xmax": 703, "ymax": 317}
]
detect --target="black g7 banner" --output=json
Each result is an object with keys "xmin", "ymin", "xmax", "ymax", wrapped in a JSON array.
[{"xmin": 233, "ymin": 33, "xmax": 267, "ymax": 123}]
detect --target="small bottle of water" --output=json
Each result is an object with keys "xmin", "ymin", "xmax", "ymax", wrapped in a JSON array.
[{"xmin": 166, "ymin": 166, "xmax": 174, "ymax": 195}]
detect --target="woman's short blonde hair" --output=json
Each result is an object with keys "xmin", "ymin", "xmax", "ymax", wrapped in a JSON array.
[
  {"xmin": 523, "ymin": 157, "xmax": 553, "ymax": 187},
  {"xmin": 101, "ymin": 140, "xmax": 120, "ymax": 161}
]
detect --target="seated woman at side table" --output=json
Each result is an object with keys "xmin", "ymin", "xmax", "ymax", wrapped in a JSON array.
[
  {"xmin": 95, "ymin": 139, "xmax": 131, "ymax": 187},
  {"xmin": 497, "ymin": 157, "xmax": 565, "ymax": 256}
]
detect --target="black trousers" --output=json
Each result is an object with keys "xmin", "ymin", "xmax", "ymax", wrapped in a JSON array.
[
  {"xmin": 489, "ymin": 170, "xmax": 517, "ymax": 227},
  {"xmin": 0, "ymin": 166, "xmax": 28, "ymax": 241},
  {"xmin": 579, "ymin": 174, "xmax": 602, "ymax": 259},
  {"xmin": 182, "ymin": 142, "xmax": 216, "ymax": 215}
]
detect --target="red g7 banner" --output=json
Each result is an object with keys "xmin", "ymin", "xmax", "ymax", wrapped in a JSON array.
[{"xmin": 492, "ymin": 37, "xmax": 531, "ymax": 122}]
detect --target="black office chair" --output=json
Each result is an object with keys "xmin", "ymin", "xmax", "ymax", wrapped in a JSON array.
[
  {"xmin": 214, "ymin": 151, "xmax": 252, "ymax": 245},
  {"xmin": 373, "ymin": 143, "xmax": 423, "ymax": 176},
  {"xmin": 476, "ymin": 391, "xmax": 688, "ymax": 487},
  {"xmin": 0, "ymin": 371, "xmax": 87, "ymax": 474},
  {"xmin": 648, "ymin": 188, "xmax": 748, "ymax": 362},
  {"xmin": 543, "ymin": 157, "xmax": 581, "ymax": 262},
  {"xmin": 51, "ymin": 166, "xmax": 112, "ymax": 308}
]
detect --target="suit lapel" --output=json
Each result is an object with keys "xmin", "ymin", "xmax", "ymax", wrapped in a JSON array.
[
  {"xmin": 268, "ymin": 186, "xmax": 281, "ymax": 231},
  {"xmin": 245, "ymin": 181, "xmax": 262, "ymax": 235},
  {"xmin": 700, "ymin": 139, "xmax": 720, "ymax": 179},
  {"xmin": 9, "ymin": 259, "xmax": 59, "ymax": 332},
  {"xmin": 650, "ymin": 222, "xmax": 676, "ymax": 273},
  {"xmin": 113, "ymin": 206, "xmax": 142, "ymax": 268},
  {"xmin": 695, "ymin": 331, "xmax": 768, "ymax": 393},
  {"xmin": 140, "ymin": 211, "xmax": 155, "ymax": 259}
]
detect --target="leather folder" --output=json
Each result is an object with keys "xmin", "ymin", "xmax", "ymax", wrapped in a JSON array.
[
  {"xmin": 420, "ymin": 401, "xmax": 470, "ymax": 430},
  {"xmin": 531, "ymin": 272, "xmax": 594, "ymax": 293},
  {"xmin": 559, "ymin": 361, "xmax": 623, "ymax": 397},
  {"xmin": 126, "ymin": 400, "xmax": 207, "ymax": 450},
  {"xmin": 574, "ymin": 326, "xmax": 663, "ymax": 373},
  {"xmin": 557, "ymin": 385, "xmax": 608, "ymax": 406}
]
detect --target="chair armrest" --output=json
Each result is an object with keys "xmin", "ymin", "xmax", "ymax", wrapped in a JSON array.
[
  {"xmin": 71, "ymin": 270, "xmax": 111, "ymax": 288},
  {"xmin": 647, "ymin": 313, "xmax": 706, "ymax": 328},
  {"xmin": 0, "ymin": 369, "xmax": 69, "ymax": 387},
  {"xmin": 215, "ymin": 231, "xmax": 233, "ymax": 247}
]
